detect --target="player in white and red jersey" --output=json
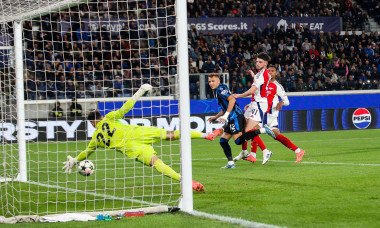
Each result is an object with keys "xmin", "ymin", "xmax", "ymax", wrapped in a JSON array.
[
  {"xmin": 233, "ymin": 52, "xmax": 275, "ymax": 164},
  {"xmin": 249, "ymin": 65, "xmax": 305, "ymax": 162}
]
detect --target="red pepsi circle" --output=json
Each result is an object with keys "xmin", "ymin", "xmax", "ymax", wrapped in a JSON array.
[{"xmin": 352, "ymin": 108, "xmax": 371, "ymax": 129}]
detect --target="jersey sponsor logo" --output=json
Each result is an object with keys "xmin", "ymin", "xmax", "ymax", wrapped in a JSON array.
[
  {"xmin": 352, "ymin": 108, "xmax": 371, "ymax": 129},
  {"xmin": 221, "ymin": 89, "xmax": 228, "ymax": 95}
]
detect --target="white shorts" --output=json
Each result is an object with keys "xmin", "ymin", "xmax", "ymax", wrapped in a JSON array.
[
  {"xmin": 244, "ymin": 102, "xmax": 268, "ymax": 124},
  {"xmin": 261, "ymin": 110, "xmax": 279, "ymax": 129}
]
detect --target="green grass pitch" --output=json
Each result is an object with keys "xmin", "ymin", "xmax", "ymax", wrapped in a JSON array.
[{"xmin": 1, "ymin": 129, "xmax": 380, "ymax": 227}]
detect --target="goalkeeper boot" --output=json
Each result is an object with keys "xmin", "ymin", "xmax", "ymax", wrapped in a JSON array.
[
  {"xmin": 262, "ymin": 150, "xmax": 273, "ymax": 165},
  {"xmin": 244, "ymin": 154, "xmax": 257, "ymax": 163},
  {"xmin": 233, "ymin": 150, "xmax": 249, "ymax": 162},
  {"xmin": 263, "ymin": 124, "xmax": 276, "ymax": 139},
  {"xmin": 296, "ymin": 149, "xmax": 305, "ymax": 163},
  {"xmin": 205, "ymin": 127, "xmax": 223, "ymax": 141},
  {"xmin": 192, "ymin": 180, "xmax": 205, "ymax": 192}
]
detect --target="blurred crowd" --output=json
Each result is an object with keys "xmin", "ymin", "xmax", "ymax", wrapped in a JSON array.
[
  {"xmin": 187, "ymin": 0, "xmax": 369, "ymax": 31},
  {"xmin": 19, "ymin": 0, "xmax": 379, "ymax": 101},
  {"xmin": 188, "ymin": 25, "xmax": 380, "ymax": 97},
  {"xmin": 24, "ymin": 0, "xmax": 177, "ymax": 100}
]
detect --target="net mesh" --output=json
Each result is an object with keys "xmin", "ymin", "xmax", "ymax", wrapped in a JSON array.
[{"xmin": 0, "ymin": 0, "xmax": 181, "ymax": 217}]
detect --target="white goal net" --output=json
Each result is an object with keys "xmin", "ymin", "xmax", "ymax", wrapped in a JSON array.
[{"xmin": 0, "ymin": 0, "xmax": 191, "ymax": 219}]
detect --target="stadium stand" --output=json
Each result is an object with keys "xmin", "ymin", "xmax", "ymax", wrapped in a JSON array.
[{"xmin": 17, "ymin": 0, "xmax": 380, "ymax": 100}]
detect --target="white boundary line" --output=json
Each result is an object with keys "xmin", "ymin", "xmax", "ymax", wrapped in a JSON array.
[
  {"xmin": 27, "ymin": 179, "xmax": 284, "ymax": 227},
  {"xmin": 190, "ymin": 210, "xmax": 284, "ymax": 228},
  {"xmin": 269, "ymin": 160, "xmax": 380, "ymax": 166},
  {"xmin": 18, "ymin": 155, "xmax": 380, "ymax": 228},
  {"xmin": 191, "ymin": 157, "xmax": 380, "ymax": 166},
  {"xmin": 27, "ymin": 180, "xmax": 161, "ymax": 206}
]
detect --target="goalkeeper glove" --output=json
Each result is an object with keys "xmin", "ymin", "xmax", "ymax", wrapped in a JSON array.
[
  {"xmin": 132, "ymin": 84, "xmax": 153, "ymax": 100},
  {"xmin": 62, "ymin": 155, "xmax": 77, "ymax": 174}
]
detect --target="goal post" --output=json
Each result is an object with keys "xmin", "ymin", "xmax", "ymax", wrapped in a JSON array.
[
  {"xmin": 14, "ymin": 20, "xmax": 27, "ymax": 183},
  {"xmin": 176, "ymin": 0, "xmax": 193, "ymax": 213},
  {"xmin": 0, "ymin": 0, "xmax": 194, "ymax": 219}
]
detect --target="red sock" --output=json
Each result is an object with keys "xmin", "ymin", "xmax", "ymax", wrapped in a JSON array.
[
  {"xmin": 242, "ymin": 141, "xmax": 248, "ymax": 150},
  {"xmin": 253, "ymin": 135, "xmax": 266, "ymax": 151},
  {"xmin": 251, "ymin": 140, "xmax": 258, "ymax": 153},
  {"xmin": 275, "ymin": 134, "xmax": 298, "ymax": 151}
]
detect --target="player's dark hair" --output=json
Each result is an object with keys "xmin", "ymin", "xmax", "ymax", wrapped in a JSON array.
[
  {"xmin": 268, "ymin": 64, "xmax": 276, "ymax": 68},
  {"xmin": 257, "ymin": 52, "xmax": 270, "ymax": 62},
  {"xmin": 87, "ymin": 110, "xmax": 102, "ymax": 121}
]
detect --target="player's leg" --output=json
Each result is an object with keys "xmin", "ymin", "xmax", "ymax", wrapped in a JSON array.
[
  {"xmin": 232, "ymin": 124, "xmax": 274, "ymax": 145},
  {"xmin": 273, "ymin": 129, "xmax": 305, "ymax": 162},
  {"xmin": 246, "ymin": 140, "xmax": 258, "ymax": 162},
  {"xmin": 132, "ymin": 144, "xmax": 205, "ymax": 191},
  {"xmin": 121, "ymin": 141, "xmax": 180, "ymax": 181},
  {"xmin": 239, "ymin": 105, "xmax": 255, "ymax": 159},
  {"xmin": 167, "ymin": 128, "xmax": 223, "ymax": 141},
  {"xmin": 219, "ymin": 132, "xmax": 235, "ymax": 169},
  {"xmin": 234, "ymin": 104, "xmax": 273, "ymax": 163}
]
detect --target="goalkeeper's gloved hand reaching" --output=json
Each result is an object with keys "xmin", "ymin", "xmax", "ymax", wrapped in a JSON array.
[
  {"xmin": 132, "ymin": 84, "xmax": 153, "ymax": 100},
  {"xmin": 62, "ymin": 155, "xmax": 77, "ymax": 174}
]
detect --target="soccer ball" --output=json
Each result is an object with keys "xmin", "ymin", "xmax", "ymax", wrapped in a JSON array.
[{"xmin": 77, "ymin": 160, "xmax": 94, "ymax": 176}]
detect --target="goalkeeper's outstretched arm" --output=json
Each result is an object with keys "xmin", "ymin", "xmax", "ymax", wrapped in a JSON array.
[
  {"xmin": 62, "ymin": 84, "xmax": 153, "ymax": 174},
  {"xmin": 104, "ymin": 84, "xmax": 153, "ymax": 120},
  {"xmin": 62, "ymin": 139, "xmax": 96, "ymax": 174}
]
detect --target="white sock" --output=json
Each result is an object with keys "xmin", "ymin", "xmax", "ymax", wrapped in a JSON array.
[
  {"xmin": 295, "ymin": 148, "xmax": 301, "ymax": 153},
  {"xmin": 259, "ymin": 128, "xmax": 266, "ymax": 134},
  {"xmin": 201, "ymin": 133, "xmax": 207, "ymax": 138},
  {"xmin": 262, "ymin": 149, "xmax": 269, "ymax": 154},
  {"xmin": 228, "ymin": 161, "xmax": 234, "ymax": 165},
  {"xmin": 250, "ymin": 152, "xmax": 256, "ymax": 158},
  {"xmin": 242, "ymin": 150, "xmax": 248, "ymax": 156}
]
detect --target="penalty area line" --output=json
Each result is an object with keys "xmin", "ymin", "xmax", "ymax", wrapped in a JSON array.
[{"xmin": 189, "ymin": 210, "xmax": 284, "ymax": 228}]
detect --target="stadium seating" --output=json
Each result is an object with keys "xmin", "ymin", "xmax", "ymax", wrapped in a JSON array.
[{"xmin": 22, "ymin": 0, "xmax": 380, "ymax": 101}]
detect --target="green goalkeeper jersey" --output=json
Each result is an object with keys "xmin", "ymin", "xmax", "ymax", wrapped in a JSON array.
[{"xmin": 77, "ymin": 99, "xmax": 139, "ymax": 161}]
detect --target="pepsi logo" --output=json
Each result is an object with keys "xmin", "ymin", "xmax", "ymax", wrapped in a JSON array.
[{"xmin": 352, "ymin": 108, "xmax": 371, "ymax": 129}]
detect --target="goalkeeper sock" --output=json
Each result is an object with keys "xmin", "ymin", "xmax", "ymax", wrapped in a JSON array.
[
  {"xmin": 153, "ymin": 159, "xmax": 180, "ymax": 181},
  {"xmin": 275, "ymin": 134, "xmax": 298, "ymax": 151},
  {"xmin": 220, "ymin": 138, "xmax": 233, "ymax": 161},
  {"xmin": 173, "ymin": 130, "xmax": 203, "ymax": 139}
]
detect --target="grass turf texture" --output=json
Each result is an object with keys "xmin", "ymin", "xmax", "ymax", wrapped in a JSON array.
[{"xmin": 1, "ymin": 129, "xmax": 380, "ymax": 227}]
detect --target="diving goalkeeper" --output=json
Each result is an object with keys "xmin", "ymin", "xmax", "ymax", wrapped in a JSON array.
[{"xmin": 63, "ymin": 84, "xmax": 222, "ymax": 192}]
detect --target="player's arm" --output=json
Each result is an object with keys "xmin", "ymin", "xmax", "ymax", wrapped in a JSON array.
[
  {"xmin": 207, "ymin": 109, "xmax": 224, "ymax": 123},
  {"xmin": 62, "ymin": 138, "xmax": 97, "ymax": 174},
  {"xmin": 234, "ymin": 85, "xmax": 257, "ymax": 98},
  {"xmin": 219, "ymin": 95, "xmax": 236, "ymax": 123},
  {"xmin": 104, "ymin": 99, "xmax": 137, "ymax": 120},
  {"xmin": 76, "ymin": 139, "xmax": 97, "ymax": 161},
  {"xmin": 276, "ymin": 84, "xmax": 289, "ymax": 110},
  {"xmin": 104, "ymin": 84, "xmax": 152, "ymax": 120},
  {"xmin": 235, "ymin": 70, "xmax": 263, "ymax": 98}
]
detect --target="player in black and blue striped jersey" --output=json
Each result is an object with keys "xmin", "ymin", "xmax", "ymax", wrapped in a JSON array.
[{"xmin": 207, "ymin": 73, "xmax": 275, "ymax": 169}]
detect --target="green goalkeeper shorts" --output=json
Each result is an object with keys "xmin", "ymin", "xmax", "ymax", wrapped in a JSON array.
[{"xmin": 121, "ymin": 126, "xmax": 168, "ymax": 166}]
